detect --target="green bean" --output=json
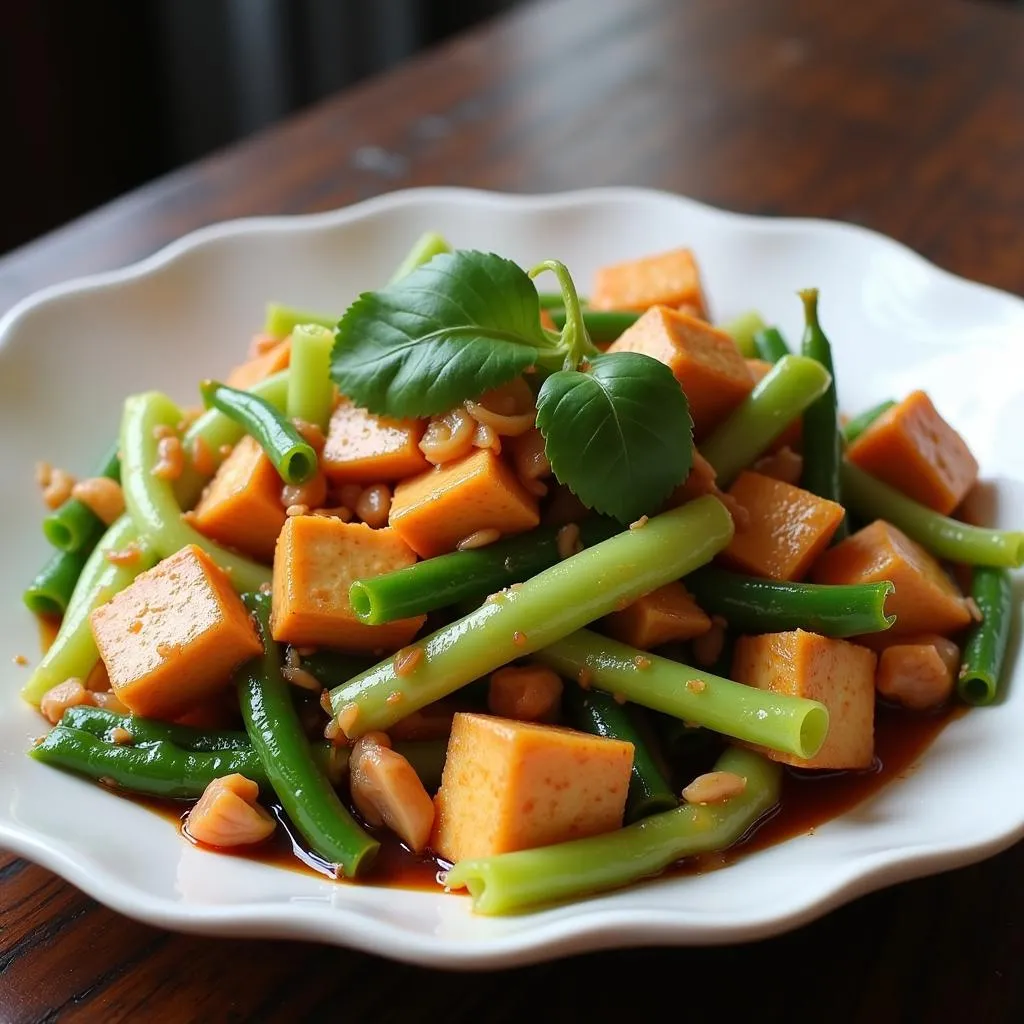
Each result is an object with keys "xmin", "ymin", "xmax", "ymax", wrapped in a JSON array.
[
  {"xmin": 330, "ymin": 496, "xmax": 734, "ymax": 737},
  {"xmin": 42, "ymin": 441, "xmax": 121, "ymax": 551},
  {"xmin": 840, "ymin": 462, "xmax": 1024, "ymax": 568},
  {"xmin": 842, "ymin": 399, "xmax": 896, "ymax": 444},
  {"xmin": 389, "ymin": 231, "xmax": 452, "ymax": 283},
  {"xmin": 175, "ymin": 371, "xmax": 291, "ymax": 508},
  {"xmin": 199, "ymin": 380, "xmax": 316, "ymax": 484},
  {"xmin": 286, "ymin": 324, "xmax": 335, "ymax": 430},
  {"xmin": 239, "ymin": 592, "xmax": 378, "ymax": 876},
  {"xmin": 443, "ymin": 745, "xmax": 781, "ymax": 915},
  {"xmin": 350, "ymin": 517, "xmax": 622, "ymax": 624},
  {"xmin": 264, "ymin": 303, "xmax": 337, "ymax": 338},
  {"xmin": 537, "ymin": 290, "xmax": 583, "ymax": 309},
  {"xmin": 753, "ymin": 326, "xmax": 791, "ymax": 364},
  {"xmin": 60, "ymin": 705, "xmax": 250, "ymax": 751},
  {"xmin": 684, "ymin": 567, "xmax": 894, "ymax": 638},
  {"xmin": 562, "ymin": 686, "xmax": 677, "ymax": 823},
  {"xmin": 546, "ymin": 308, "xmax": 639, "ymax": 345},
  {"xmin": 718, "ymin": 311, "xmax": 766, "ymax": 358},
  {"xmin": 121, "ymin": 392, "xmax": 271, "ymax": 592},
  {"xmin": 700, "ymin": 355, "xmax": 832, "ymax": 488},
  {"xmin": 958, "ymin": 567, "xmax": 1014, "ymax": 705},
  {"xmin": 23, "ymin": 546, "xmax": 90, "ymax": 617},
  {"xmin": 534, "ymin": 629, "xmax": 827, "ymax": 758},
  {"xmin": 22, "ymin": 516, "xmax": 157, "ymax": 705}
]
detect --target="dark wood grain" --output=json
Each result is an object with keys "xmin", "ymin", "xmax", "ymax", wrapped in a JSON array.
[{"xmin": 2, "ymin": 0, "xmax": 1023, "ymax": 1020}]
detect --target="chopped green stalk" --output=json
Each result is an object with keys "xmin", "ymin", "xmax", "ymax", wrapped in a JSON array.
[
  {"xmin": 121, "ymin": 392, "xmax": 271, "ymax": 592},
  {"xmin": 330, "ymin": 496, "xmax": 734, "ymax": 737},
  {"xmin": 23, "ymin": 546, "xmax": 90, "ymax": 617},
  {"xmin": 534, "ymin": 629, "xmax": 827, "ymax": 758},
  {"xmin": 349, "ymin": 517, "xmax": 622, "ymax": 624},
  {"xmin": 239, "ymin": 592, "xmax": 378, "ymax": 876},
  {"xmin": 684, "ymin": 567, "xmax": 895, "ymax": 638},
  {"xmin": 200, "ymin": 380, "xmax": 316, "ymax": 484},
  {"xmin": 842, "ymin": 399, "xmax": 896, "ymax": 444},
  {"xmin": 388, "ymin": 231, "xmax": 452, "ymax": 283},
  {"xmin": 443, "ymin": 745, "xmax": 781, "ymax": 915},
  {"xmin": 176, "ymin": 371, "xmax": 290, "ymax": 508},
  {"xmin": 718, "ymin": 311, "xmax": 767, "ymax": 358},
  {"xmin": 265, "ymin": 303, "xmax": 337, "ymax": 338},
  {"xmin": 286, "ymin": 324, "xmax": 336, "ymax": 430},
  {"xmin": 545, "ymin": 309, "xmax": 640, "ymax": 345},
  {"xmin": 701, "ymin": 355, "xmax": 832, "ymax": 488},
  {"xmin": 753, "ymin": 326, "xmax": 791, "ymax": 364},
  {"xmin": 42, "ymin": 441, "xmax": 122, "ymax": 552},
  {"xmin": 60, "ymin": 705, "xmax": 251, "ymax": 751},
  {"xmin": 798, "ymin": 289, "xmax": 845, "ymax": 539},
  {"xmin": 958, "ymin": 567, "xmax": 1014, "ymax": 705},
  {"xmin": 562, "ymin": 686, "xmax": 677, "ymax": 823},
  {"xmin": 21, "ymin": 516, "xmax": 157, "ymax": 705},
  {"xmin": 840, "ymin": 462, "xmax": 1024, "ymax": 568}
]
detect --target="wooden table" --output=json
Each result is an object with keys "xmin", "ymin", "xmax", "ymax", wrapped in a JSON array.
[{"xmin": 2, "ymin": 0, "xmax": 1022, "ymax": 1019}]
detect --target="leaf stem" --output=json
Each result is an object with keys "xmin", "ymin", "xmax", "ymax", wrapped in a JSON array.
[{"xmin": 529, "ymin": 259, "xmax": 598, "ymax": 369}]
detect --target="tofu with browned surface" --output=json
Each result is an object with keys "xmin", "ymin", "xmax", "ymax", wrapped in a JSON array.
[
  {"xmin": 90, "ymin": 545, "xmax": 262, "ymax": 720},
  {"xmin": 321, "ymin": 398, "xmax": 430, "ymax": 484},
  {"xmin": 732, "ymin": 629, "xmax": 876, "ymax": 770},
  {"xmin": 603, "ymin": 582, "xmax": 712, "ymax": 649},
  {"xmin": 430, "ymin": 712, "xmax": 634, "ymax": 863},
  {"xmin": 590, "ymin": 247, "xmax": 710, "ymax": 319}
]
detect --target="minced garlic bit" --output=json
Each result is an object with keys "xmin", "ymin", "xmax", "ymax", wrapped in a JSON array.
[
  {"xmin": 152, "ymin": 435, "xmax": 185, "ymax": 480},
  {"xmin": 12, "ymin": 654, "xmax": 28, "ymax": 667},
  {"xmin": 629, "ymin": 515, "xmax": 649, "ymax": 531},
  {"xmin": 612, "ymin": 691, "xmax": 627, "ymax": 705},
  {"xmin": 393, "ymin": 645, "xmax": 423, "ymax": 677},
  {"xmin": 71, "ymin": 476, "xmax": 125, "ymax": 525},
  {"xmin": 577, "ymin": 667, "xmax": 593, "ymax": 689},
  {"xmin": 633, "ymin": 655, "xmax": 652, "ymax": 670},
  {"xmin": 319, "ymin": 690, "xmax": 333, "ymax": 714},
  {"xmin": 285, "ymin": 503, "xmax": 310, "ymax": 517},
  {"xmin": 282, "ymin": 664, "xmax": 324, "ymax": 692},
  {"xmin": 355, "ymin": 484, "xmax": 392, "ymax": 529},
  {"xmin": 682, "ymin": 771, "xmax": 747, "ymax": 805},
  {"xmin": 152, "ymin": 424, "xmax": 175, "ymax": 440},
  {"xmin": 457, "ymin": 528, "xmax": 501, "ymax": 551},
  {"xmin": 258, "ymin": 581, "xmax": 273, "ymax": 594},
  {"xmin": 686, "ymin": 678, "xmax": 707, "ymax": 694},
  {"xmin": 512, "ymin": 630, "xmax": 528, "ymax": 647},
  {"xmin": 386, "ymin": 691, "xmax": 404, "ymax": 706},
  {"xmin": 966, "ymin": 596, "xmax": 983, "ymax": 623},
  {"xmin": 332, "ymin": 702, "xmax": 360, "ymax": 741},
  {"xmin": 292, "ymin": 418, "xmax": 327, "ymax": 452},
  {"xmin": 40, "ymin": 465, "xmax": 76, "ymax": 509},
  {"xmin": 556, "ymin": 523, "xmax": 582, "ymax": 560},
  {"xmin": 105, "ymin": 544, "xmax": 142, "ymax": 567},
  {"xmin": 110, "ymin": 727, "xmax": 134, "ymax": 746},
  {"xmin": 191, "ymin": 435, "xmax": 217, "ymax": 477}
]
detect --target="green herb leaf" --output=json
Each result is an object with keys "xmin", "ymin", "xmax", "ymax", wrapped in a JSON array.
[
  {"xmin": 536, "ymin": 352, "xmax": 693, "ymax": 522},
  {"xmin": 331, "ymin": 251, "xmax": 554, "ymax": 418}
]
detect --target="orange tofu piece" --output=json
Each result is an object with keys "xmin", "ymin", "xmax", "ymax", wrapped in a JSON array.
[
  {"xmin": 190, "ymin": 435, "xmax": 286, "ymax": 563},
  {"xmin": 389, "ymin": 449, "xmax": 540, "ymax": 558},
  {"xmin": 875, "ymin": 634, "xmax": 959, "ymax": 710},
  {"xmin": 846, "ymin": 391, "xmax": 978, "ymax": 515},
  {"xmin": 590, "ymin": 247, "xmax": 710, "ymax": 319},
  {"xmin": 732, "ymin": 629, "xmax": 876, "ymax": 769},
  {"xmin": 604, "ymin": 582, "xmax": 712, "ymax": 649},
  {"xmin": 607, "ymin": 306, "xmax": 753, "ymax": 438},
  {"xmin": 812, "ymin": 519, "xmax": 971, "ymax": 636},
  {"xmin": 271, "ymin": 516, "xmax": 425, "ymax": 652},
  {"xmin": 430, "ymin": 712, "xmax": 634, "ymax": 862},
  {"xmin": 321, "ymin": 398, "xmax": 429, "ymax": 484},
  {"xmin": 722, "ymin": 471, "xmax": 845, "ymax": 581},
  {"xmin": 226, "ymin": 337, "xmax": 291, "ymax": 391},
  {"xmin": 90, "ymin": 545, "xmax": 262, "ymax": 720}
]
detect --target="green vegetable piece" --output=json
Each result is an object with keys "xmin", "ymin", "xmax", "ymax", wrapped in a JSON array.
[
  {"xmin": 842, "ymin": 399, "xmax": 896, "ymax": 444},
  {"xmin": 536, "ymin": 290, "xmax": 586, "ymax": 310},
  {"xmin": 286, "ymin": 324, "xmax": 336, "ymax": 431},
  {"xmin": 297, "ymin": 649, "xmax": 376, "ymax": 687},
  {"xmin": 718, "ymin": 311, "xmax": 767, "ymax": 358},
  {"xmin": 330, "ymin": 496, "xmax": 734, "ymax": 736},
  {"xmin": 701, "ymin": 354, "xmax": 832, "ymax": 488},
  {"xmin": 753, "ymin": 326, "xmax": 791, "ymax": 364},
  {"xmin": 349, "ymin": 517, "xmax": 622, "ymax": 624},
  {"xmin": 443, "ymin": 745, "xmax": 781, "ymax": 915},
  {"xmin": 562, "ymin": 686, "xmax": 677, "ymax": 823},
  {"xmin": 545, "ymin": 308, "xmax": 640, "ymax": 345},
  {"xmin": 264, "ymin": 303, "xmax": 337, "ymax": 338},
  {"xmin": 684, "ymin": 567, "xmax": 895, "ymax": 638},
  {"xmin": 42, "ymin": 441, "xmax": 122, "ymax": 552},
  {"xmin": 840, "ymin": 462, "xmax": 1024, "ymax": 568},
  {"xmin": 331, "ymin": 250, "xmax": 557, "ymax": 418},
  {"xmin": 22, "ymin": 516, "xmax": 158, "ymax": 705},
  {"xmin": 388, "ymin": 230, "xmax": 452, "ymax": 283},
  {"xmin": 23, "ymin": 546, "xmax": 90, "ymax": 617},
  {"xmin": 60, "ymin": 705, "xmax": 251, "ymax": 751},
  {"xmin": 121, "ymin": 392, "xmax": 272, "ymax": 592},
  {"xmin": 958, "ymin": 567, "xmax": 1014, "ymax": 705},
  {"xmin": 200, "ymin": 379, "xmax": 316, "ymax": 484},
  {"xmin": 239, "ymin": 592, "xmax": 378, "ymax": 876},
  {"xmin": 536, "ymin": 352, "xmax": 693, "ymax": 522}
]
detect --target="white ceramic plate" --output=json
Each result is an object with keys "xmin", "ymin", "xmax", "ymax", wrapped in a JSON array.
[{"xmin": 2, "ymin": 187, "xmax": 1023, "ymax": 969}]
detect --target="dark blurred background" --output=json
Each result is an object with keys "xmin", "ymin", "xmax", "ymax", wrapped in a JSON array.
[{"xmin": 0, "ymin": 0, "xmax": 518, "ymax": 256}]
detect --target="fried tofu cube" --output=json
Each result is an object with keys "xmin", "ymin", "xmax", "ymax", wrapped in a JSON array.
[
  {"xmin": 846, "ymin": 391, "xmax": 978, "ymax": 515},
  {"xmin": 606, "ymin": 306, "xmax": 753, "ymax": 437},
  {"xmin": 90, "ymin": 545, "xmax": 262, "ymax": 720},
  {"xmin": 431, "ymin": 713, "xmax": 634, "ymax": 863},
  {"xmin": 875, "ymin": 634, "xmax": 959, "ymax": 710},
  {"xmin": 590, "ymin": 247, "xmax": 710, "ymax": 320},
  {"xmin": 271, "ymin": 516, "xmax": 425, "ymax": 652},
  {"xmin": 812, "ymin": 520, "xmax": 971, "ymax": 636},
  {"xmin": 389, "ymin": 448, "xmax": 540, "ymax": 558},
  {"xmin": 722, "ymin": 471, "xmax": 845, "ymax": 581},
  {"xmin": 604, "ymin": 582, "xmax": 712, "ymax": 649},
  {"xmin": 321, "ymin": 398, "xmax": 430, "ymax": 484},
  {"xmin": 225, "ymin": 336, "xmax": 291, "ymax": 391},
  {"xmin": 191, "ymin": 435, "xmax": 286, "ymax": 563},
  {"xmin": 732, "ymin": 629, "xmax": 876, "ymax": 769}
]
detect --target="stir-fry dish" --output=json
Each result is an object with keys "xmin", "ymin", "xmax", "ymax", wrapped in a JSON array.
[{"xmin": 21, "ymin": 233, "xmax": 1022, "ymax": 914}]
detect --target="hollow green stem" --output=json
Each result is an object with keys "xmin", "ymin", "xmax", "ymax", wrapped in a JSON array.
[
  {"xmin": 958, "ymin": 567, "xmax": 1014, "ymax": 705},
  {"xmin": 842, "ymin": 399, "xmax": 896, "ymax": 445},
  {"xmin": 719, "ymin": 311, "xmax": 767, "ymax": 358},
  {"xmin": 753, "ymin": 326, "xmax": 791, "ymax": 364},
  {"xmin": 23, "ymin": 546, "xmax": 90, "ymax": 617},
  {"xmin": 42, "ymin": 441, "xmax": 122, "ymax": 552},
  {"xmin": 286, "ymin": 324, "xmax": 336, "ymax": 430},
  {"xmin": 388, "ymin": 231, "xmax": 452, "ymax": 283},
  {"xmin": 265, "ymin": 303, "xmax": 337, "ymax": 338},
  {"xmin": 60, "ymin": 705, "xmax": 250, "ymax": 751}
]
